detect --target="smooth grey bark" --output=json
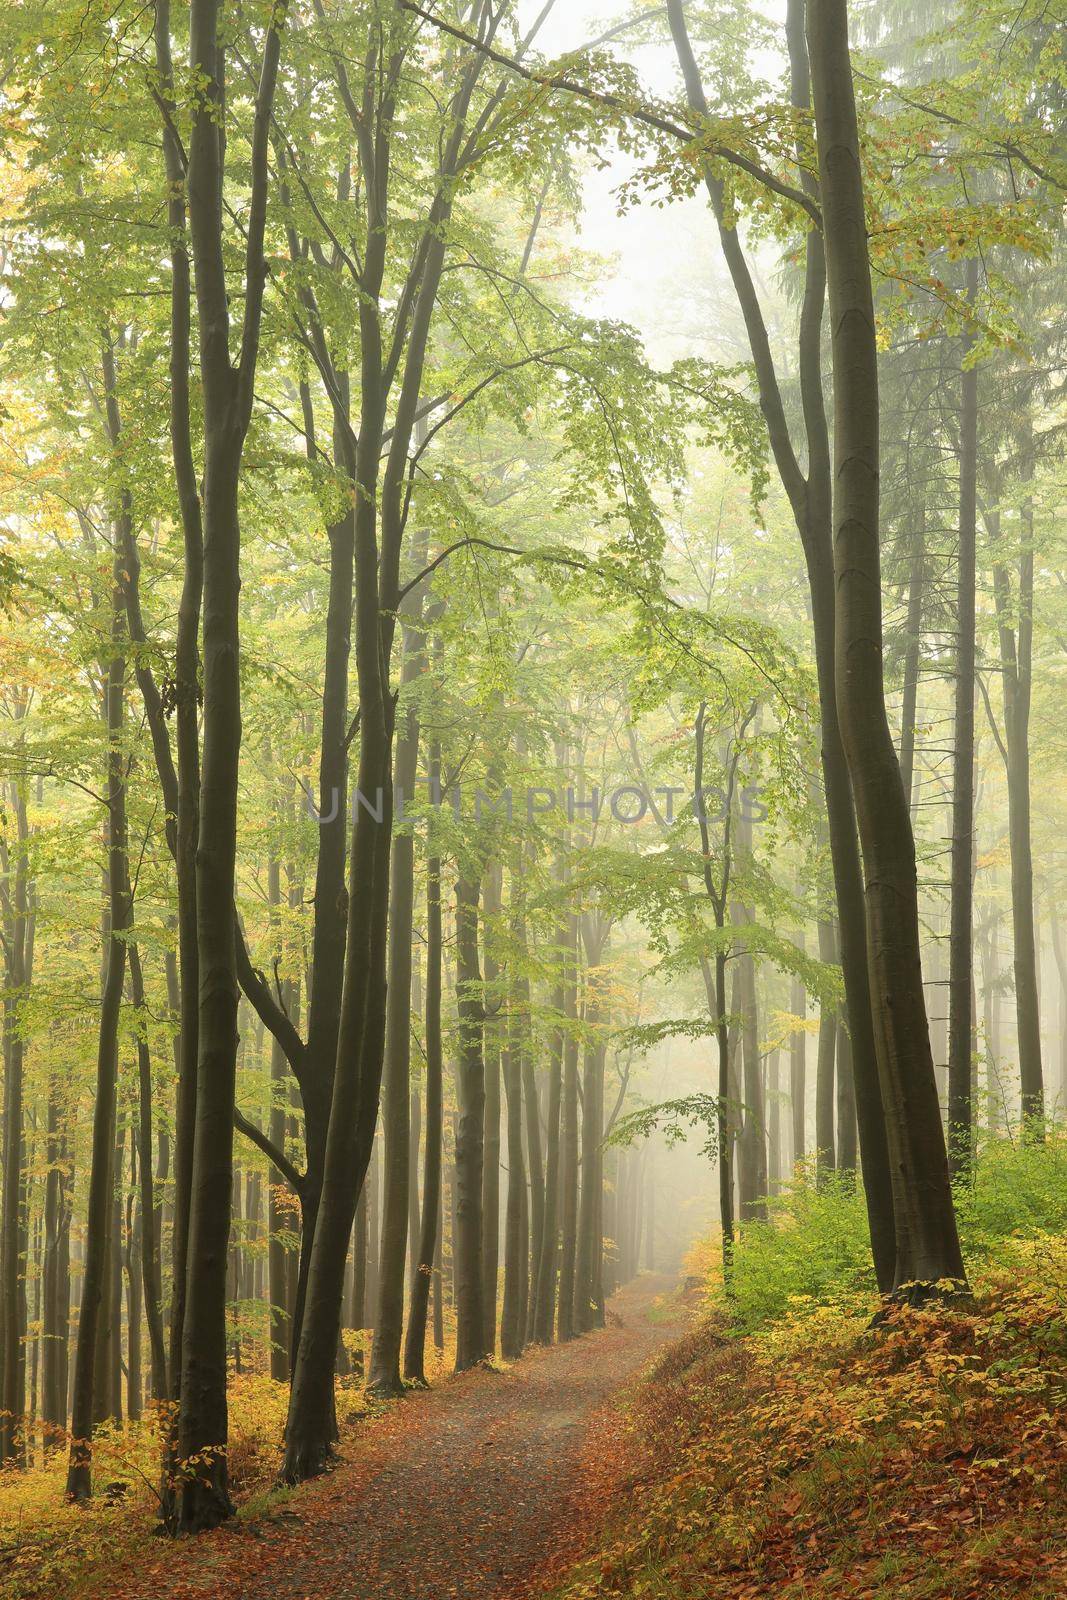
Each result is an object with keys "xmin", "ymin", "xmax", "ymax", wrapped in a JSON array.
[
  {"xmin": 835, "ymin": 1020, "xmax": 857, "ymax": 1175},
  {"xmin": 368, "ymin": 612, "xmax": 426, "ymax": 1396},
  {"xmin": 42, "ymin": 1076, "xmax": 71, "ymax": 1441},
  {"xmin": 0, "ymin": 772, "xmax": 31, "ymax": 1463},
  {"xmin": 453, "ymin": 874, "xmax": 487, "ymax": 1371},
  {"xmin": 128, "ymin": 943, "xmax": 167, "ymax": 1401},
  {"xmin": 948, "ymin": 284, "xmax": 978, "ymax": 1176},
  {"xmin": 789, "ymin": 968, "xmax": 806, "ymax": 1168},
  {"xmin": 990, "ymin": 471, "xmax": 1044, "ymax": 1131},
  {"xmin": 668, "ymin": 0, "xmax": 895, "ymax": 1292},
  {"xmin": 66, "ymin": 548, "xmax": 129, "ymax": 1499},
  {"xmin": 807, "ymin": 0, "xmax": 966, "ymax": 1290},
  {"xmin": 499, "ymin": 1013, "xmax": 526, "ymax": 1361},
  {"xmin": 557, "ymin": 912, "xmax": 580, "ymax": 1341},
  {"xmin": 480, "ymin": 863, "xmax": 502, "ymax": 1358},
  {"xmin": 532, "ymin": 962, "xmax": 563, "ymax": 1344},
  {"xmin": 898, "ymin": 513, "xmax": 925, "ymax": 817},
  {"xmin": 403, "ymin": 817, "xmax": 443, "ymax": 1385}
]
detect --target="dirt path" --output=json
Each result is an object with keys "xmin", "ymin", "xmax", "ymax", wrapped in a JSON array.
[{"xmin": 151, "ymin": 1275, "xmax": 681, "ymax": 1600}]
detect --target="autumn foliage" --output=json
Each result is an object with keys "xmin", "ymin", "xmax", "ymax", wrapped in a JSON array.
[{"xmin": 557, "ymin": 1233, "xmax": 1067, "ymax": 1599}]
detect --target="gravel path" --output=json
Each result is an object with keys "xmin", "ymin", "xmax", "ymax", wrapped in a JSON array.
[{"xmin": 153, "ymin": 1275, "xmax": 681, "ymax": 1600}]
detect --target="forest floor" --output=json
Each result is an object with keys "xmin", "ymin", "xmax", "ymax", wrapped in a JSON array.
[
  {"xmin": 110, "ymin": 1273, "xmax": 684, "ymax": 1600},
  {"xmin": 552, "ymin": 1234, "xmax": 1067, "ymax": 1600}
]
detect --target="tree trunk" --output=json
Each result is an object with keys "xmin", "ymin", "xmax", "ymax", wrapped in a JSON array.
[
  {"xmin": 403, "ymin": 826, "xmax": 443, "ymax": 1385},
  {"xmin": 991, "ymin": 475, "xmax": 1044, "ymax": 1131},
  {"xmin": 557, "ymin": 915, "xmax": 580, "ymax": 1340},
  {"xmin": 480, "ymin": 864, "xmax": 502, "ymax": 1359},
  {"xmin": 66, "ymin": 552, "xmax": 129, "ymax": 1499},
  {"xmin": 898, "ymin": 512, "xmax": 925, "ymax": 817},
  {"xmin": 948, "ymin": 286, "xmax": 978, "ymax": 1176},
  {"xmin": 835, "ymin": 1020, "xmax": 857, "ymax": 1175},
  {"xmin": 807, "ymin": 0, "xmax": 966, "ymax": 1290},
  {"xmin": 669, "ymin": 0, "xmax": 895, "ymax": 1292},
  {"xmin": 42, "ymin": 1079, "xmax": 71, "ymax": 1442},
  {"xmin": 129, "ymin": 944, "xmax": 167, "ymax": 1400},
  {"xmin": 532, "ymin": 969, "xmax": 563, "ymax": 1344},
  {"xmin": 789, "ymin": 970, "xmax": 806, "ymax": 1169},
  {"xmin": 367, "ymin": 622, "xmax": 425, "ymax": 1396},
  {"xmin": 767, "ymin": 1048, "xmax": 782, "ymax": 1194},
  {"xmin": 177, "ymin": 0, "xmax": 288, "ymax": 1528},
  {"xmin": 499, "ymin": 1021, "xmax": 526, "ymax": 1361},
  {"xmin": 453, "ymin": 874, "xmax": 487, "ymax": 1371}
]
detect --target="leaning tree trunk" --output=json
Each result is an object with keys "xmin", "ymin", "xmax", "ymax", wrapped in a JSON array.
[{"xmin": 807, "ymin": 0, "xmax": 966, "ymax": 1291}]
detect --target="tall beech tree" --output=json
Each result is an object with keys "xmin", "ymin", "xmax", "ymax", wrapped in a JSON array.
[
  {"xmin": 806, "ymin": 0, "xmax": 966, "ymax": 1290},
  {"xmin": 176, "ymin": 0, "xmax": 290, "ymax": 1529},
  {"xmin": 666, "ymin": 0, "xmax": 896, "ymax": 1291}
]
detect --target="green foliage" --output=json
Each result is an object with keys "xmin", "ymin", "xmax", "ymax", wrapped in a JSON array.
[{"xmin": 718, "ymin": 1131, "xmax": 1067, "ymax": 1334}]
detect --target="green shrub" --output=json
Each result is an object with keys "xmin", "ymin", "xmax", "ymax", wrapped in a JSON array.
[{"xmin": 717, "ymin": 1130, "xmax": 1067, "ymax": 1332}]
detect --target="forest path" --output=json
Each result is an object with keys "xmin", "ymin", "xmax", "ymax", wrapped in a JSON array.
[{"xmin": 155, "ymin": 1274, "xmax": 682, "ymax": 1600}]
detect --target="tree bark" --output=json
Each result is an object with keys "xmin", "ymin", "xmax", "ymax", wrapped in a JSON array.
[
  {"xmin": 66, "ymin": 549, "xmax": 129, "ymax": 1499},
  {"xmin": 453, "ymin": 874, "xmax": 487, "ymax": 1371},
  {"xmin": 807, "ymin": 0, "xmax": 966, "ymax": 1290},
  {"xmin": 668, "ymin": 0, "xmax": 895, "ymax": 1291},
  {"xmin": 948, "ymin": 283, "xmax": 978, "ymax": 1176},
  {"xmin": 403, "ymin": 816, "xmax": 443, "ymax": 1384}
]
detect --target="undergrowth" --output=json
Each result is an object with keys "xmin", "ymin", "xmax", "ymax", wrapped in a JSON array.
[
  {"xmin": 0, "ymin": 1330, "xmax": 456, "ymax": 1600},
  {"xmin": 556, "ymin": 1133, "xmax": 1067, "ymax": 1600}
]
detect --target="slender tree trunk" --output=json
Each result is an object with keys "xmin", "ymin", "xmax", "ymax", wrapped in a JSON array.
[
  {"xmin": 403, "ymin": 829, "xmax": 443, "ymax": 1384},
  {"xmin": 835, "ymin": 1020, "xmax": 857, "ymax": 1175},
  {"xmin": 480, "ymin": 864, "xmax": 502, "ymax": 1359},
  {"xmin": 767, "ymin": 1048, "xmax": 782, "ymax": 1194},
  {"xmin": 129, "ymin": 944, "xmax": 167, "ymax": 1400},
  {"xmin": 815, "ymin": 920, "xmax": 837, "ymax": 1181},
  {"xmin": 898, "ymin": 513, "xmax": 925, "ymax": 817},
  {"xmin": 66, "ymin": 554, "xmax": 129, "ymax": 1499},
  {"xmin": 669, "ymin": 0, "xmax": 895, "ymax": 1294},
  {"xmin": 991, "ymin": 475, "xmax": 1044, "ymax": 1131},
  {"xmin": 522, "ymin": 1055, "xmax": 544, "ymax": 1344},
  {"xmin": 42, "ymin": 1081, "xmax": 71, "ymax": 1442},
  {"xmin": 499, "ymin": 1020, "xmax": 525, "ymax": 1360},
  {"xmin": 1, "ymin": 775, "xmax": 30, "ymax": 1465},
  {"xmin": 789, "ymin": 969, "xmax": 806, "ymax": 1169},
  {"xmin": 368, "ymin": 626, "xmax": 425, "ymax": 1395},
  {"xmin": 408, "ymin": 1087, "xmax": 422, "ymax": 1289},
  {"xmin": 557, "ymin": 915, "xmax": 580, "ymax": 1340},
  {"xmin": 152, "ymin": 3, "xmax": 204, "ymax": 1426},
  {"xmin": 177, "ymin": 0, "xmax": 288, "ymax": 1528},
  {"xmin": 948, "ymin": 286, "xmax": 978, "ymax": 1176},
  {"xmin": 453, "ymin": 874, "xmax": 487, "ymax": 1371},
  {"xmin": 807, "ymin": 0, "xmax": 966, "ymax": 1290},
  {"xmin": 532, "ymin": 973, "xmax": 563, "ymax": 1344}
]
